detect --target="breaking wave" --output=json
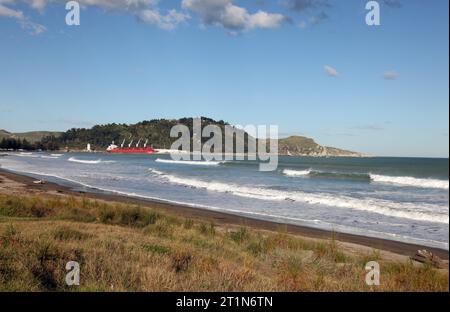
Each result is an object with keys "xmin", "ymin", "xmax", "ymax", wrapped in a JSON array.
[
  {"xmin": 155, "ymin": 158, "xmax": 224, "ymax": 166},
  {"xmin": 282, "ymin": 169, "xmax": 448, "ymax": 189},
  {"xmin": 17, "ymin": 152, "xmax": 38, "ymax": 158},
  {"xmin": 149, "ymin": 170, "xmax": 448, "ymax": 224},
  {"xmin": 68, "ymin": 157, "xmax": 115, "ymax": 165},
  {"xmin": 370, "ymin": 174, "xmax": 449, "ymax": 190},
  {"xmin": 283, "ymin": 169, "xmax": 311, "ymax": 177}
]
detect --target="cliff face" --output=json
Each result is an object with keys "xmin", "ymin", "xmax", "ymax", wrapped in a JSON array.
[{"xmin": 277, "ymin": 136, "xmax": 364, "ymax": 157}]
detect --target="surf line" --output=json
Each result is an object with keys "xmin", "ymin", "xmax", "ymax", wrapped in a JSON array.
[{"xmin": 169, "ymin": 117, "xmax": 278, "ymax": 171}]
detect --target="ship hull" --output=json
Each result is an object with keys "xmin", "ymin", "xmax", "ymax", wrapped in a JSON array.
[{"xmin": 107, "ymin": 148, "xmax": 156, "ymax": 154}]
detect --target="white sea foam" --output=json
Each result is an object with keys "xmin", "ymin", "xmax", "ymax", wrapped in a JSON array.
[
  {"xmin": 155, "ymin": 158, "xmax": 224, "ymax": 166},
  {"xmin": 50, "ymin": 154, "xmax": 63, "ymax": 157},
  {"xmin": 370, "ymin": 174, "xmax": 449, "ymax": 190},
  {"xmin": 283, "ymin": 169, "xmax": 311, "ymax": 177},
  {"xmin": 41, "ymin": 156, "xmax": 60, "ymax": 159},
  {"xmin": 1, "ymin": 156, "xmax": 448, "ymax": 249},
  {"xmin": 151, "ymin": 171, "xmax": 449, "ymax": 224},
  {"xmin": 282, "ymin": 168, "xmax": 449, "ymax": 190},
  {"xmin": 68, "ymin": 157, "xmax": 114, "ymax": 164},
  {"xmin": 17, "ymin": 153, "xmax": 38, "ymax": 158},
  {"xmin": 148, "ymin": 168, "xmax": 165, "ymax": 175}
]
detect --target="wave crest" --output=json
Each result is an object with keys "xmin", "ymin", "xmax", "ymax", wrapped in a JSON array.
[
  {"xmin": 283, "ymin": 169, "xmax": 311, "ymax": 177},
  {"xmin": 282, "ymin": 168, "xmax": 448, "ymax": 189},
  {"xmin": 68, "ymin": 157, "xmax": 115, "ymax": 165},
  {"xmin": 370, "ymin": 174, "xmax": 449, "ymax": 190},
  {"xmin": 155, "ymin": 158, "xmax": 224, "ymax": 166},
  {"xmin": 151, "ymin": 170, "xmax": 449, "ymax": 224}
]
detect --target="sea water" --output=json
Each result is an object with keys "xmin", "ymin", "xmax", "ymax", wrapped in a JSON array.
[{"xmin": 1, "ymin": 153, "xmax": 448, "ymax": 249}]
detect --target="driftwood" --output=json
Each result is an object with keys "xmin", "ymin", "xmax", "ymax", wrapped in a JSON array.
[{"xmin": 410, "ymin": 249, "xmax": 445, "ymax": 269}]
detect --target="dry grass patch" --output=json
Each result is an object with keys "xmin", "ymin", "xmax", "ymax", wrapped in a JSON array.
[{"xmin": 0, "ymin": 193, "xmax": 448, "ymax": 292}]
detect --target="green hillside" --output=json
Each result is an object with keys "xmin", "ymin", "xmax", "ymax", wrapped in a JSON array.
[
  {"xmin": 0, "ymin": 130, "xmax": 62, "ymax": 143},
  {"xmin": 1, "ymin": 118, "xmax": 362, "ymax": 156},
  {"xmin": 55, "ymin": 117, "xmax": 253, "ymax": 151},
  {"xmin": 278, "ymin": 136, "xmax": 362, "ymax": 157}
]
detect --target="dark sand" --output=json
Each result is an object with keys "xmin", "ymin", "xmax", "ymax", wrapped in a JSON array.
[{"xmin": 0, "ymin": 168, "xmax": 448, "ymax": 260}]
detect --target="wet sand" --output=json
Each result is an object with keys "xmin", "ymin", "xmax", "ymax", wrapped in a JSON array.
[{"xmin": 0, "ymin": 168, "xmax": 448, "ymax": 260}]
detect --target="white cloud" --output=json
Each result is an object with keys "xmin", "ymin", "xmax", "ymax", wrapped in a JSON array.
[
  {"xmin": 0, "ymin": 0, "xmax": 188, "ymax": 33},
  {"xmin": 324, "ymin": 65, "xmax": 339, "ymax": 78},
  {"xmin": 248, "ymin": 11, "xmax": 286, "ymax": 29},
  {"xmin": 74, "ymin": 0, "xmax": 157, "ymax": 11},
  {"xmin": 182, "ymin": 0, "xmax": 287, "ymax": 32},
  {"xmin": 26, "ymin": 0, "xmax": 47, "ymax": 11},
  {"xmin": 383, "ymin": 71, "xmax": 399, "ymax": 80},
  {"xmin": 0, "ymin": 2, "xmax": 46, "ymax": 35},
  {"xmin": 0, "ymin": 3, "xmax": 24, "ymax": 19},
  {"xmin": 138, "ymin": 9, "xmax": 189, "ymax": 30}
]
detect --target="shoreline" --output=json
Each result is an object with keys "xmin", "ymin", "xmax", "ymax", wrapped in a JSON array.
[{"xmin": 0, "ymin": 168, "xmax": 448, "ymax": 260}]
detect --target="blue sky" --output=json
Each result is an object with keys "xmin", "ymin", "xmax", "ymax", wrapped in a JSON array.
[{"xmin": 0, "ymin": 0, "xmax": 448, "ymax": 157}]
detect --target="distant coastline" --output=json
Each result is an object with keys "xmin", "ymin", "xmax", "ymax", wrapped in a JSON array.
[{"xmin": 1, "ymin": 117, "xmax": 366, "ymax": 157}]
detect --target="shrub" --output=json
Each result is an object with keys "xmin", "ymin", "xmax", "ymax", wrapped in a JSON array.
[
  {"xmin": 228, "ymin": 227, "xmax": 249, "ymax": 243},
  {"xmin": 198, "ymin": 222, "xmax": 215, "ymax": 236},
  {"xmin": 118, "ymin": 207, "xmax": 159, "ymax": 228},
  {"xmin": 98, "ymin": 208, "xmax": 115, "ymax": 224},
  {"xmin": 144, "ymin": 218, "xmax": 173, "ymax": 238},
  {"xmin": 246, "ymin": 238, "xmax": 274, "ymax": 256}
]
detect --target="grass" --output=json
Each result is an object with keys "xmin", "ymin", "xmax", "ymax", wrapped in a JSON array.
[{"xmin": 0, "ymin": 193, "xmax": 448, "ymax": 292}]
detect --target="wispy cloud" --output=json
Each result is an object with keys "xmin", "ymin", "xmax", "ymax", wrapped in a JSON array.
[
  {"xmin": 351, "ymin": 124, "xmax": 385, "ymax": 131},
  {"xmin": 284, "ymin": 0, "xmax": 330, "ymax": 12},
  {"xmin": 324, "ymin": 65, "xmax": 339, "ymax": 78},
  {"xmin": 0, "ymin": 0, "xmax": 190, "ymax": 33},
  {"xmin": 137, "ymin": 9, "xmax": 190, "ymax": 30},
  {"xmin": 0, "ymin": 1, "xmax": 46, "ymax": 35},
  {"xmin": 383, "ymin": 71, "xmax": 400, "ymax": 80},
  {"xmin": 285, "ymin": 0, "xmax": 330, "ymax": 29},
  {"xmin": 309, "ymin": 11, "xmax": 328, "ymax": 24},
  {"xmin": 1, "ymin": 0, "xmax": 292, "ymax": 34},
  {"xmin": 322, "ymin": 132, "xmax": 356, "ymax": 137}
]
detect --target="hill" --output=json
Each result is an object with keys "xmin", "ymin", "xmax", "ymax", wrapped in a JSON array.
[
  {"xmin": 1, "ymin": 118, "xmax": 363, "ymax": 156},
  {"xmin": 0, "ymin": 130, "xmax": 62, "ymax": 143},
  {"xmin": 51, "ymin": 117, "xmax": 254, "ymax": 151},
  {"xmin": 278, "ymin": 136, "xmax": 363, "ymax": 157}
]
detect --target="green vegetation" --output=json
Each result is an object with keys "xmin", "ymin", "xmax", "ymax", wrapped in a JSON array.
[
  {"xmin": 0, "ymin": 135, "xmax": 60, "ymax": 151},
  {"xmin": 0, "ymin": 193, "xmax": 447, "ymax": 291},
  {"xmin": 0, "ymin": 138, "xmax": 33, "ymax": 151},
  {"xmin": 0, "ymin": 130, "xmax": 62, "ymax": 151},
  {"xmin": 1, "ymin": 118, "xmax": 360, "ymax": 155},
  {"xmin": 277, "ymin": 136, "xmax": 361, "ymax": 157},
  {"xmin": 50, "ymin": 117, "xmax": 243, "ymax": 151}
]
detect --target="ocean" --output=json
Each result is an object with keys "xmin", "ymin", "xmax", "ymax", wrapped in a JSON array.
[{"xmin": 1, "ymin": 152, "xmax": 448, "ymax": 249}]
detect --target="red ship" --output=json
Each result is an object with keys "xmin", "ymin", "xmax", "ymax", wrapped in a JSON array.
[{"xmin": 106, "ymin": 139, "xmax": 156, "ymax": 154}]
